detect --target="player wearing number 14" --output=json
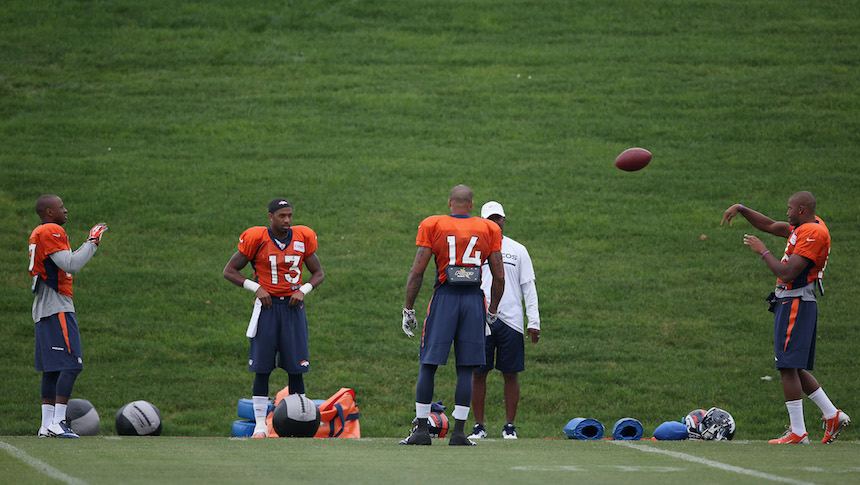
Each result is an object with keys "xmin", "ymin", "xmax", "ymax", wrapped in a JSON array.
[
  {"xmin": 223, "ymin": 198, "xmax": 325, "ymax": 438},
  {"xmin": 400, "ymin": 185, "xmax": 504, "ymax": 446}
]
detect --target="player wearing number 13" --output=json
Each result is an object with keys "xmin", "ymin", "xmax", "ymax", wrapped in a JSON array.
[
  {"xmin": 400, "ymin": 185, "xmax": 504, "ymax": 446},
  {"xmin": 223, "ymin": 198, "xmax": 325, "ymax": 438}
]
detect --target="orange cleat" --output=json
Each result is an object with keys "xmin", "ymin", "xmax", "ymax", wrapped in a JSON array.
[
  {"xmin": 821, "ymin": 410, "xmax": 850, "ymax": 444},
  {"xmin": 769, "ymin": 427, "xmax": 809, "ymax": 444}
]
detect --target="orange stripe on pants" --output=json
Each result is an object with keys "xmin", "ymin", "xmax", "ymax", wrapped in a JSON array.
[
  {"xmin": 58, "ymin": 312, "xmax": 71, "ymax": 354},
  {"xmin": 784, "ymin": 299, "xmax": 800, "ymax": 352}
]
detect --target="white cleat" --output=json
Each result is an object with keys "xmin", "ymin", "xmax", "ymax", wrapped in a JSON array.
[
  {"xmin": 46, "ymin": 421, "xmax": 80, "ymax": 438},
  {"xmin": 467, "ymin": 423, "xmax": 486, "ymax": 440}
]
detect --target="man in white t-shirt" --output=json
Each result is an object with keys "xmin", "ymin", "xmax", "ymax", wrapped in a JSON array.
[{"xmin": 468, "ymin": 201, "xmax": 540, "ymax": 440}]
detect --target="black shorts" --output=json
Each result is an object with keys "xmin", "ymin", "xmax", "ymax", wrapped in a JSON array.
[{"xmin": 474, "ymin": 319, "xmax": 525, "ymax": 374}]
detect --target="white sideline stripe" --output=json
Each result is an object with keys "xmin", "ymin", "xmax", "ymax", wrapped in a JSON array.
[
  {"xmin": 0, "ymin": 440, "xmax": 89, "ymax": 485},
  {"xmin": 612, "ymin": 441, "xmax": 816, "ymax": 485}
]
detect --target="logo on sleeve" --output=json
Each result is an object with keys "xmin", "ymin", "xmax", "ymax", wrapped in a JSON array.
[
  {"xmin": 293, "ymin": 241, "xmax": 305, "ymax": 253},
  {"xmin": 52, "ymin": 234, "xmax": 62, "ymax": 238},
  {"xmin": 806, "ymin": 238, "xmax": 816, "ymax": 242}
]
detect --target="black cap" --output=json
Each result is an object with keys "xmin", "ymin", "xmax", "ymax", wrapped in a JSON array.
[{"xmin": 268, "ymin": 198, "xmax": 291, "ymax": 213}]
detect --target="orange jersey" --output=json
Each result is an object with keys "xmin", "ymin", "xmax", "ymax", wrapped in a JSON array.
[
  {"xmin": 778, "ymin": 216, "xmax": 830, "ymax": 290},
  {"xmin": 416, "ymin": 215, "xmax": 502, "ymax": 287},
  {"xmin": 238, "ymin": 225, "xmax": 318, "ymax": 297},
  {"xmin": 29, "ymin": 223, "xmax": 74, "ymax": 298}
]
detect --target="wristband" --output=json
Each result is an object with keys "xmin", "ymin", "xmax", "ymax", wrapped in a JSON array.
[
  {"xmin": 761, "ymin": 250, "xmax": 770, "ymax": 259},
  {"xmin": 738, "ymin": 204, "xmax": 744, "ymax": 213},
  {"xmin": 299, "ymin": 283, "xmax": 314, "ymax": 295},
  {"xmin": 242, "ymin": 279, "xmax": 261, "ymax": 293}
]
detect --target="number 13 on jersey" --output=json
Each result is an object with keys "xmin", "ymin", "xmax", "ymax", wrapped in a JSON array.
[{"xmin": 268, "ymin": 254, "xmax": 301, "ymax": 285}]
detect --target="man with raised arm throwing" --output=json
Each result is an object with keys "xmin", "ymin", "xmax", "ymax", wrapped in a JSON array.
[
  {"xmin": 399, "ymin": 185, "xmax": 505, "ymax": 446},
  {"xmin": 722, "ymin": 191, "xmax": 849, "ymax": 444},
  {"xmin": 223, "ymin": 198, "xmax": 325, "ymax": 438},
  {"xmin": 29, "ymin": 194, "xmax": 107, "ymax": 438}
]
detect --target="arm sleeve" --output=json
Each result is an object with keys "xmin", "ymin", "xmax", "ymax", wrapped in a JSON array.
[
  {"xmin": 522, "ymin": 279, "xmax": 540, "ymax": 331},
  {"xmin": 49, "ymin": 242, "xmax": 97, "ymax": 275}
]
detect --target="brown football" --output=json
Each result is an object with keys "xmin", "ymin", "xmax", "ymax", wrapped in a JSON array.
[{"xmin": 615, "ymin": 147, "xmax": 652, "ymax": 172}]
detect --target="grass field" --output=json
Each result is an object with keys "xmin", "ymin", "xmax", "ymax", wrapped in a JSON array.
[
  {"xmin": 2, "ymin": 436, "xmax": 859, "ymax": 485},
  {"xmin": 1, "ymin": 0, "xmax": 859, "ymax": 459}
]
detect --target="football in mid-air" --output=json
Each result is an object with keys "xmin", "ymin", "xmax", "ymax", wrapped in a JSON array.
[
  {"xmin": 115, "ymin": 400, "xmax": 162, "ymax": 436},
  {"xmin": 272, "ymin": 394, "xmax": 321, "ymax": 437},
  {"xmin": 615, "ymin": 147, "xmax": 652, "ymax": 171}
]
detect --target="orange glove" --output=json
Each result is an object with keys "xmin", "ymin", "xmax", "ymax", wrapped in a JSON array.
[{"xmin": 88, "ymin": 223, "xmax": 108, "ymax": 245}]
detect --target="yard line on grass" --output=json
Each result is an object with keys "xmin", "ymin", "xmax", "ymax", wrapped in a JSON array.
[
  {"xmin": 611, "ymin": 441, "xmax": 815, "ymax": 485},
  {"xmin": 0, "ymin": 440, "xmax": 89, "ymax": 485}
]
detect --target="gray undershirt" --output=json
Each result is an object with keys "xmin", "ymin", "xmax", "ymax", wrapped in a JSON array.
[{"xmin": 32, "ymin": 241, "xmax": 98, "ymax": 322}]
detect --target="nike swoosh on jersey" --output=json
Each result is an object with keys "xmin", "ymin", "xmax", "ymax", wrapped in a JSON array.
[
  {"xmin": 806, "ymin": 238, "xmax": 816, "ymax": 242},
  {"xmin": 52, "ymin": 234, "xmax": 62, "ymax": 237}
]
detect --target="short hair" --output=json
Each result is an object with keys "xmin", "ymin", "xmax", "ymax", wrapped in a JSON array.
[
  {"xmin": 790, "ymin": 191, "xmax": 816, "ymax": 213},
  {"xmin": 35, "ymin": 194, "xmax": 60, "ymax": 216},
  {"xmin": 449, "ymin": 185, "xmax": 473, "ymax": 208}
]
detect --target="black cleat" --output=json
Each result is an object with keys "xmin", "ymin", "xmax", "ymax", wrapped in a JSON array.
[
  {"xmin": 448, "ymin": 431, "xmax": 476, "ymax": 446},
  {"xmin": 399, "ymin": 426, "xmax": 431, "ymax": 445}
]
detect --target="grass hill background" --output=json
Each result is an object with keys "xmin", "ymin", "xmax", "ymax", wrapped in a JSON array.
[{"xmin": 1, "ymin": 0, "xmax": 857, "ymax": 439}]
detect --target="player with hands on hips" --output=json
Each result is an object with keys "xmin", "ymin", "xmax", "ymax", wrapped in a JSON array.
[
  {"xmin": 399, "ymin": 185, "xmax": 504, "ymax": 446},
  {"xmin": 722, "ymin": 192, "xmax": 849, "ymax": 444},
  {"xmin": 28, "ymin": 195, "xmax": 107, "ymax": 438},
  {"xmin": 468, "ymin": 201, "xmax": 540, "ymax": 441},
  {"xmin": 223, "ymin": 198, "xmax": 325, "ymax": 438}
]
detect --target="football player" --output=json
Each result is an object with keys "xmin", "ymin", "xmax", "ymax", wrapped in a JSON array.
[
  {"xmin": 400, "ymin": 185, "xmax": 505, "ymax": 446},
  {"xmin": 723, "ymin": 191, "xmax": 849, "ymax": 444},
  {"xmin": 29, "ymin": 194, "xmax": 107, "ymax": 438},
  {"xmin": 223, "ymin": 198, "xmax": 325, "ymax": 438}
]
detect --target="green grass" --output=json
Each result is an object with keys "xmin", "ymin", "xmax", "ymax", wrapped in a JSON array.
[
  {"xmin": 2, "ymin": 436, "xmax": 859, "ymax": 485},
  {"xmin": 1, "ymin": 0, "xmax": 859, "ymax": 446}
]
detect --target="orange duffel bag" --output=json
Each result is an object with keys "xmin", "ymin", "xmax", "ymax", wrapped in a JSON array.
[
  {"xmin": 265, "ymin": 386, "xmax": 360, "ymax": 438},
  {"xmin": 315, "ymin": 387, "xmax": 360, "ymax": 438}
]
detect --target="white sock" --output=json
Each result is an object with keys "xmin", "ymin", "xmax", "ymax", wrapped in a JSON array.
[
  {"xmin": 808, "ymin": 387, "xmax": 838, "ymax": 419},
  {"xmin": 453, "ymin": 405, "xmax": 470, "ymax": 421},
  {"xmin": 253, "ymin": 396, "xmax": 269, "ymax": 427},
  {"xmin": 786, "ymin": 399, "xmax": 806, "ymax": 436},
  {"xmin": 415, "ymin": 402, "xmax": 431, "ymax": 420},
  {"xmin": 53, "ymin": 403, "xmax": 67, "ymax": 424},
  {"xmin": 41, "ymin": 404, "xmax": 54, "ymax": 428}
]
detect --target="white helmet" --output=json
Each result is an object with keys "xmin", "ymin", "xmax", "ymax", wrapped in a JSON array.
[{"xmin": 697, "ymin": 407, "xmax": 736, "ymax": 441}]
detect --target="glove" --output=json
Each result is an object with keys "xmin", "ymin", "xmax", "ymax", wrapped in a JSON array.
[
  {"xmin": 485, "ymin": 311, "xmax": 498, "ymax": 336},
  {"xmin": 486, "ymin": 310, "xmax": 498, "ymax": 325},
  {"xmin": 87, "ymin": 223, "xmax": 108, "ymax": 245},
  {"xmin": 402, "ymin": 307, "xmax": 417, "ymax": 338}
]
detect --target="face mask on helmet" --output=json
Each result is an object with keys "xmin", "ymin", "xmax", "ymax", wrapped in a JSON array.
[{"xmin": 699, "ymin": 407, "xmax": 736, "ymax": 441}]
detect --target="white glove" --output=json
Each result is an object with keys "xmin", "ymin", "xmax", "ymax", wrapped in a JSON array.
[
  {"xmin": 486, "ymin": 311, "xmax": 498, "ymax": 325},
  {"xmin": 402, "ymin": 307, "xmax": 417, "ymax": 338}
]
